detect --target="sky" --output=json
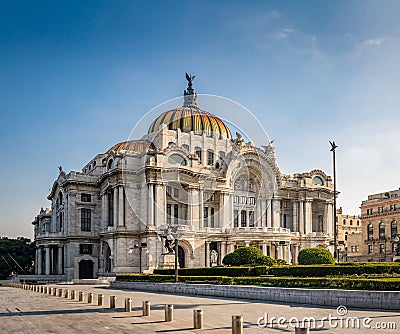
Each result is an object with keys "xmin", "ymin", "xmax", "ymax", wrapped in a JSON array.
[{"xmin": 1, "ymin": 0, "xmax": 400, "ymax": 238}]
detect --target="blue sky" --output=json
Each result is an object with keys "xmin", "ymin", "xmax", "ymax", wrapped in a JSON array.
[{"xmin": 1, "ymin": 0, "xmax": 400, "ymax": 238}]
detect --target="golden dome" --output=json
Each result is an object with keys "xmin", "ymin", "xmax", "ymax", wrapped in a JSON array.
[
  {"xmin": 148, "ymin": 106, "xmax": 232, "ymax": 139},
  {"xmin": 107, "ymin": 140, "xmax": 155, "ymax": 155}
]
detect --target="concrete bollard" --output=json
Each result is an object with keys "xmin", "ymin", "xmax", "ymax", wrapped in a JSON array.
[
  {"xmin": 57, "ymin": 289, "xmax": 63, "ymax": 297},
  {"xmin": 295, "ymin": 328, "xmax": 309, "ymax": 334},
  {"xmin": 193, "ymin": 309, "xmax": 203, "ymax": 329},
  {"xmin": 142, "ymin": 300, "xmax": 150, "ymax": 316},
  {"xmin": 232, "ymin": 315, "xmax": 243, "ymax": 334},
  {"xmin": 124, "ymin": 298, "xmax": 132, "ymax": 312},
  {"xmin": 110, "ymin": 295, "xmax": 117, "ymax": 308},
  {"xmin": 64, "ymin": 289, "xmax": 70, "ymax": 298},
  {"xmin": 79, "ymin": 291, "xmax": 84, "ymax": 302},
  {"xmin": 98, "ymin": 294, "xmax": 104, "ymax": 306},
  {"xmin": 165, "ymin": 304, "xmax": 174, "ymax": 322},
  {"xmin": 70, "ymin": 290, "xmax": 76, "ymax": 300},
  {"xmin": 88, "ymin": 292, "xmax": 93, "ymax": 304}
]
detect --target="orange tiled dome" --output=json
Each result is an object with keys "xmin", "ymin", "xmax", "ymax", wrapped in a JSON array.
[
  {"xmin": 148, "ymin": 107, "xmax": 231, "ymax": 139},
  {"xmin": 107, "ymin": 140, "xmax": 155, "ymax": 155}
]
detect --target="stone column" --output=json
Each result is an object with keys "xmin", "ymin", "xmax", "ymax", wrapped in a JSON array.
[
  {"xmin": 276, "ymin": 244, "xmax": 283, "ymax": 260},
  {"xmin": 113, "ymin": 187, "xmax": 118, "ymax": 227},
  {"xmin": 118, "ymin": 186, "xmax": 124, "ymax": 226},
  {"xmin": 104, "ymin": 192, "xmax": 109, "ymax": 227},
  {"xmin": 155, "ymin": 183, "xmax": 165, "ymax": 227},
  {"xmin": 267, "ymin": 199, "xmax": 272, "ymax": 227},
  {"xmin": 305, "ymin": 200, "xmax": 313, "ymax": 235},
  {"xmin": 226, "ymin": 242, "xmax": 235, "ymax": 254},
  {"xmin": 292, "ymin": 201, "xmax": 299, "ymax": 232},
  {"xmin": 199, "ymin": 188, "xmax": 204, "ymax": 230},
  {"xmin": 187, "ymin": 187, "xmax": 194, "ymax": 225},
  {"xmin": 299, "ymin": 200, "xmax": 305, "ymax": 234},
  {"xmin": 57, "ymin": 245, "xmax": 63, "ymax": 274},
  {"xmin": 272, "ymin": 198, "xmax": 281, "ymax": 229},
  {"xmin": 101, "ymin": 194, "xmax": 106, "ymax": 228},
  {"xmin": 262, "ymin": 242, "xmax": 267, "ymax": 256},
  {"xmin": 37, "ymin": 247, "xmax": 42, "ymax": 275},
  {"xmin": 147, "ymin": 184, "xmax": 154, "ymax": 226},
  {"xmin": 293, "ymin": 244, "xmax": 300, "ymax": 264},
  {"xmin": 45, "ymin": 246, "xmax": 51, "ymax": 275},
  {"xmin": 205, "ymin": 241, "xmax": 210, "ymax": 267},
  {"xmin": 219, "ymin": 242, "xmax": 226, "ymax": 265},
  {"xmin": 326, "ymin": 202, "xmax": 334, "ymax": 236}
]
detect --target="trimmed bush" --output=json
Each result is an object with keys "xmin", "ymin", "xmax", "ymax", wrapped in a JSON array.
[
  {"xmin": 154, "ymin": 266, "xmax": 269, "ymax": 277},
  {"xmin": 116, "ymin": 274, "xmax": 400, "ymax": 290},
  {"xmin": 222, "ymin": 246, "xmax": 272, "ymax": 266},
  {"xmin": 298, "ymin": 248, "xmax": 335, "ymax": 265}
]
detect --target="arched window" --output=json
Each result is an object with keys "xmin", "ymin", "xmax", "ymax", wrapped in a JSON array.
[
  {"xmin": 168, "ymin": 154, "xmax": 187, "ymax": 166},
  {"xmin": 367, "ymin": 224, "xmax": 373, "ymax": 241},
  {"xmin": 345, "ymin": 232, "xmax": 348, "ymax": 241},
  {"xmin": 350, "ymin": 219, "xmax": 353, "ymax": 225},
  {"xmin": 182, "ymin": 144, "xmax": 189, "ymax": 152},
  {"xmin": 343, "ymin": 219, "xmax": 346, "ymax": 225},
  {"xmin": 312, "ymin": 176, "xmax": 324, "ymax": 186},
  {"xmin": 391, "ymin": 220, "xmax": 398, "ymax": 239},
  {"xmin": 379, "ymin": 222, "xmax": 385, "ymax": 240},
  {"xmin": 107, "ymin": 159, "xmax": 114, "ymax": 170}
]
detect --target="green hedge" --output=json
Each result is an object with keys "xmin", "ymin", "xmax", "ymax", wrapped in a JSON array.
[
  {"xmin": 116, "ymin": 274, "xmax": 400, "ymax": 290},
  {"xmin": 153, "ymin": 266, "xmax": 269, "ymax": 277},
  {"xmin": 154, "ymin": 263, "xmax": 400, "ymax": 277}
]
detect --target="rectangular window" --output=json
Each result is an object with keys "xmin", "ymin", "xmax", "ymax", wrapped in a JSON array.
[
  {"xmin": 167, "ymin": 204, "xmax": 172, "ymax": 224},
  {"xmin": 234, "ymin": 210, "xmax": 239, "ymax": 227},
  {"xmin": 248, "ymin": 197, "xmax": 255, "ymax": 205},
  {"xmin": 173, "ymin": 188, "xmax": 179, "ymax": 198},
  {"xmin": 234, "ymin": 196, "xmax": 239, "ymax": 203},
  {"xmin": 241, "ymin": 210, "xmax": 247, "ymax": 227},
  {"xmin": 207, "ymin": 150, "xmax": 214, "ymax": 166},
  {"xmin": 166, "ymin": 186, "xmax": 172, "ymax": 197},
  {"xmin": 249, "ymin": 211, "xmax": 254, "ymax": 227},
  {"xmin": 174, "ymin": 204, "xmax": 178, "ymax": 224},
  {"xmin": 241, "ymin": 196, "xmax": 247, "ymax": 204},
  {"xmin": 81, "ymin": 193, "xmax": 91, "ymax": 202},
  {"xmin": 368, "ymin": 245, "xmax": 373, "ymax": 254},
  {"xmin": 81, "ymin": 208, "xmax": 91, "ymax": 232},
  {"xmin": 392, "ymin": 243, "xmax": 397, "ymax": 253},
  {"xmin": 195, "ymin": 148, "xmax": 202, "ymax": 161},
  {"xmin": 80, "ymin": 244, "xmax": 93, "ymax": 255},
  {"xmin": 210, "ymin": 208, "xmax": 215, "ymax": 228},
  {"xmin": 203, "ymin": 207, "xmax": 208, "ymax": 227},
  {"xmin": 379, "ymin": 244, "xmax": 385, "ymax": 254}
]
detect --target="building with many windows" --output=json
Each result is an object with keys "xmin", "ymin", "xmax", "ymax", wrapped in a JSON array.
[
  {"xmin": 357, "ymin": 189, "xmax": 400, "ymax": 262},
  {"xmin": 336, "ymin": 207, "xmax": 362, "ymax": 262},
  {"xmin": 32, "ymin": 75, "xmax": 336, "ymax": 281}
]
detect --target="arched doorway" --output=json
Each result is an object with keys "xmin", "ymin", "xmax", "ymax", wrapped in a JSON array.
[
  {"xmin": 178, "ymin": 245, "xmax": 185, "ymax": 268},
  {"xmin": 103, "ymin": 242, "xmax": 112, "ymax": 273},
  {"xmin": 79, "ymin": 260, "xmax": 94, "ymax": 279}
]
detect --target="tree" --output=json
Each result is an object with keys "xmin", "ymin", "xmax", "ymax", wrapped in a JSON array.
[
  {"xmin": 297, "ymin": 247, "xmax": 335, "ymax": 265},
  {"xmin": 0, "ymin": 237, "xmax": 35, "ymax": 279},
  {"xmin": 222, "ymin": 246, "xmax": 276, "ymax": 266}
]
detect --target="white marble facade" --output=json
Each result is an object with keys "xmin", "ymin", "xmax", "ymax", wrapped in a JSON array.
[{"xmin": 32, "ymin": 77, "xmax": 335, "ymax": 281}]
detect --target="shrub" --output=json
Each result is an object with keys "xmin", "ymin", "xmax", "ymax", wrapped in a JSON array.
[
  {"xmin": 222, "ymin": 246, "xmax": 266, "ymax": 266},
  {"xmin": 298, "ymin": 248, "xmax": 335, "ymax": 265},
  {"xmin": 395, "ymin": 258, "xmax": 400, "ymax": 263}
]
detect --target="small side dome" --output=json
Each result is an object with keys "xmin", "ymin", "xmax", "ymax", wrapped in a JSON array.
[{"xmin": 107, "ymin": 140, "xmax": 155, "ymax": 155}]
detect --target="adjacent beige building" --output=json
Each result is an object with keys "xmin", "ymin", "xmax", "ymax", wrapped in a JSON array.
[
  {"xmin": 336, "ymin": 207, "xmax": 362, "ymax": 262},
  {"xmin": 356, "ymin": 189, "xmax": 400, "ymax": 262},
  {"xmin": 32, "ymin": 75, "xmax": 336, "ymax": 281}
]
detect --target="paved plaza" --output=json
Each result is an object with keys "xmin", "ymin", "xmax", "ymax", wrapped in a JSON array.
[{"xmin": 0, "ymin": 284, "xmax": 399, "ymax": 333}]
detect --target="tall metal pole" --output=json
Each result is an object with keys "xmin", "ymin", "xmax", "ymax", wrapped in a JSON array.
[
  {"xmin": 330, "ymin": 141, "xmax": 338, "ymax": 262},
  {"xmin": 174, "ymin": 238, "xmax": 179, "ymax": 283},
  {"xmin": 139, "ymin": 247, "xmax": 142, "ymax": 274}
]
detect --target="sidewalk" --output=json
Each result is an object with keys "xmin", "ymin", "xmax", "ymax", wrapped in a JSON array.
[{"xmin": 0, "ymin": 284, "xmax": 399, "ymax": 333}]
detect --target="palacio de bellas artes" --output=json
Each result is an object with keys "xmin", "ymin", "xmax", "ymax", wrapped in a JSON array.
[{"xmin": 32, "ymin": 74, "xmax": 336, "ymax": 282}]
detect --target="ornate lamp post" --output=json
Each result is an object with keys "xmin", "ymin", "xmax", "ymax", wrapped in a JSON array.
[
  {"xmin": 394, "ymin": 234, "xmax": 400, "ymax": 257},
  {"xmin": 330, "ymin": 140, "xmax": 338, "ymax": 262}
]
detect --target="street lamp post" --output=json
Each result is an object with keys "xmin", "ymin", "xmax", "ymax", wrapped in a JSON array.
[
  {"xmin": 394, "ymin": 235, "xmax": 400, "ymax": 257},
  {"xmin": 129, "ymin": 243, "xmax": 147, "ymax": 274},
  {"xmin": 330, "ymin": 140, "xmax": 338, "ymax": 262}
]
